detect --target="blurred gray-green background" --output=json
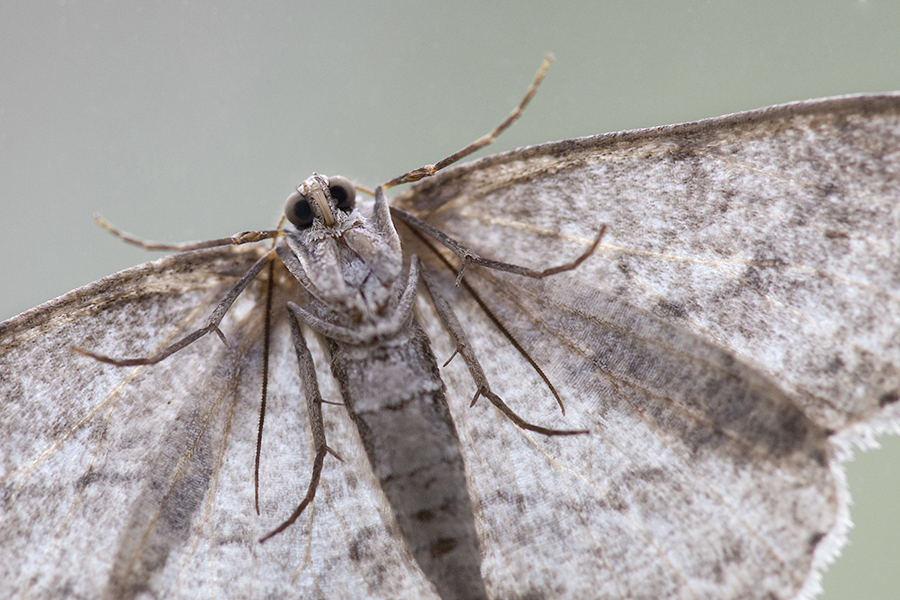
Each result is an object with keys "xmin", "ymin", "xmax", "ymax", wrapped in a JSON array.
[{"xmin": 1, "ymin": 2, "xmax": 898, "ymax": 598}]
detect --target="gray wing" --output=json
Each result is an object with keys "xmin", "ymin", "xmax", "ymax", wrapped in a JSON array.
[
  {"xmin": 394, "ymin": 94, "xmax": 900, "ymax": 599},
  {"xmin": 4, "ymin": 94, "xmax": 898, "ymax": 600},
  {"xmin": 0, "ymin": 245, "xmax": 441, "ymax": 599}
]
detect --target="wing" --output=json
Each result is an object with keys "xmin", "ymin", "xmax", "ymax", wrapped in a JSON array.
[
  {"xmin": 0, "ymin": 245, "xmax": 444, "ymax": 599},
  {"xmin": 3, "ymin": 94, "xmax": 898, "ymax": 600},
  {"xmin": 394, "ymin": 94, "xmax": 900, "ymax": 599}
]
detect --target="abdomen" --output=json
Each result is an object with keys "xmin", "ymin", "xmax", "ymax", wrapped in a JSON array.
[{"xmin": 328, "ymin": 320, "xmax": 487, "ymax": 600}]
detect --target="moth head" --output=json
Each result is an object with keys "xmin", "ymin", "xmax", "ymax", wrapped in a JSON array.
[
  {"xmin": 284, "ymin": 173, "xmax": 357, "ymax": 230},
  {"xmin": 281, "ymin": 172, "xmax": 403, "ymax": 326}
]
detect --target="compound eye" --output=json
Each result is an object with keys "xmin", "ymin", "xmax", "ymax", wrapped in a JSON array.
[
  {"xmin": 328, "ymin": 176, "xmax": 356, "ymax": 212},
  {"xmin": 284, "ymin": 191, "xmax": 314, "ymax": 228}
]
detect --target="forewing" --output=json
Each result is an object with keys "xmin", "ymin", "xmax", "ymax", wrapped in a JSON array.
[
  {"xmin": 3, "ymin": 94, "xmax": 898, "ymax": 600},
  {"xmin": 395, "ymin": 94, "xmax": 900, "ymax": 599},
  {"xmin": 0, "ymin": 245, "xmax": 438, "ymax": 599}
]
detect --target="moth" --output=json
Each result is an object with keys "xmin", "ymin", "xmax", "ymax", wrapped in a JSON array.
[{"xmin": 1, "ymin": 56, "xmax": 899, "ymax": 599}]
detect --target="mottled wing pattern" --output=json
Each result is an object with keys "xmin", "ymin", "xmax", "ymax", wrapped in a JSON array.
[
  {"xmin": 393, "ymin": 94, "xmax": 900, "ymax": 599},
  {"xmin": 1, "ymin": 95, "xmax": 898, "ymax": 600},
  {"xmin": 0, "ymin": 245, "xmax": 440, "ymax": 599}
]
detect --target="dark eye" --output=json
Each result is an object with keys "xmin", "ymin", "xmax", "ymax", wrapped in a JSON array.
[
  {"xmin": 328, "ymin": 175, "xmax": 356, "ymax": 212},
  {"xmin": 284, "ymin": 191, "xmax": 314, "ymax": 228}
]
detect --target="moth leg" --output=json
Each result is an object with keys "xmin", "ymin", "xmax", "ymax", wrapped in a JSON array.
[
  {"xmin": 259, "ymin": 308, "xmax": 339, "ymax": 543},
  {"xmin": 419, "ymin": 264, "xmax": 587, "ymax": 437},
  {"xmin": 275, "ymin": 244, "xmax": 318, "ymax": 295},
  {"xmin": 381, "ymin": 56, "xmax": 553, "ymax": 190},
  {"xmin": 393, "ymin": 208, "xmax": 605, "ymax": 285},
  {"xmin": 74, "ymin": 250, "xmax": 275, "ymax": 366},
  {"xmin": 95, "ymin": 215, "xmax": 281, "ymax": 252},
  {"xmin": 371, "ymin": 185, "xmax": 402, "ymax": 252},
  {"xmin": 283, "ymin": 256, "xmax": 421, "ymax": 345}
]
